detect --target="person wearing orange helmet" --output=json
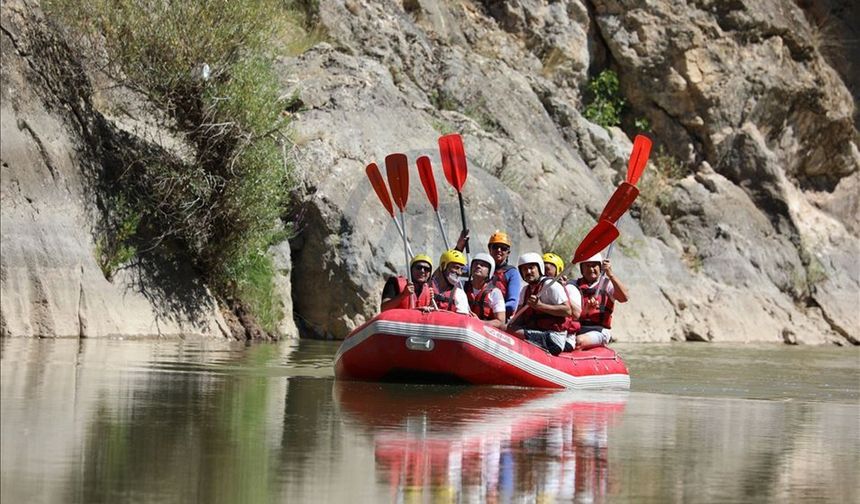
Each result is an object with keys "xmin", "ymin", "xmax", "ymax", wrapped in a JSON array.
[
  {"xmin": 486, "ymin": 230, "xmax": 523, "ymax": 320},
  {"xmin": 573, "ymin": 253, "xmax": 629, "ymax": 348}
]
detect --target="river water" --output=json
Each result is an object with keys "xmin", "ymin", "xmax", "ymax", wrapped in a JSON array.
[{"xmin": 1, "ymin": 338, "xmax": 857, "ymax": 503}]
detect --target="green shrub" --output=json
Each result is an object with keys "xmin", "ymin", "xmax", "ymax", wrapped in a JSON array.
[
  {"xmin": 583, "ymin": 70, "xmax": 624, "ymax": 128},
  {"xmin": 232, "ymin": 252, "xmax": 284, "ymax": 334},
  {"xmin": 46, "ymin": 0, "xmax": 304, "ymax": 334},
  {"xmin": 634, "ymin": 117, "xmax": 651, "ymax": 132},
  {"xmin": 95, "ymin": 194, "xmax": 140, "ymax": 279},
  {"xmin": 638, "ymin": 146, "xmax": 687, "ymax": 211}
]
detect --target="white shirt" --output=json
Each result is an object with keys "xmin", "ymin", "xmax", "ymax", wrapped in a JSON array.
[
  {"xmin": 450, "ymin": 288, "xmax": 470, "ymax": 315},
  {"xmin": 517, "ymin": 278, "xmax": 568, "ymax": 308},
  {"xmin": 432, "ymin": 277, "xmax": 471, "ymax": 315},
  {"xmin": 564, "ymin": 284, "xmax": 582, "ymax": 312}
]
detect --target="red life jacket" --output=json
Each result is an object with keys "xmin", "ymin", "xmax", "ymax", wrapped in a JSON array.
[
  {"xmin": 489, "ymin": 264, "xmax": 514, "ymax": 299},
  {"xmin": 382, "ymin": 276, "xmax": 434, "ymax": 310},
  {"xmin": 464, "ymin": 280, "xmax": 495, "ymax": 320},
  {"xmin": 576, "ymin": 277, "xmax": 614, "ymax": 329},
  {"xmin": 518, "ymin": 278, "xmax": 567, "ymax": 332},
  {"xmin": 431, "ymin": 278, "xmax": 458, "ymax": 312}
]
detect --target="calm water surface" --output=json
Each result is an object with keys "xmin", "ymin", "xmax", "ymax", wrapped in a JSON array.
[{"xmin": 1, "ymin": 339, "xmax": 858, "ymax": 503}]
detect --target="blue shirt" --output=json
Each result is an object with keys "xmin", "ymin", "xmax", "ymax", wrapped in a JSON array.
[{"xmin": 502, "ymin": 265, "xmax": 523, "ymax": 317}]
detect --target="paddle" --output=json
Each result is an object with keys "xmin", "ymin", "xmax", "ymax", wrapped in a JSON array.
[
  {"xmin": 598, "ymin": 182, "xmax": 639, "ymax": 224},
  {"xmin": 626, "ymin": 134, "xmax": 652, "ymax": 186},
  {"xmin": 507, "ymin": 220, "xmax": 619, "ymax": 328},
  {"xmin": 591, "ymin": 134, "xmax": 653, "ymax": 311},
  {"xmin": 366, "ymin": 162, "xmax": 414, "ymax": 257},
  {"xmin": 438, "ymin": 133, "xmax": 469, "ymax": 254},
  {"xmin": 385, "ymin": 152, "xmax": 411, "ymax": 276},
  {"xmin": 571, "ymin": 220, "xmax": 619, "ymax": 265},
  {"xmin": 417, "ymin": 156, "xmax": 451, "ymax": 250}
]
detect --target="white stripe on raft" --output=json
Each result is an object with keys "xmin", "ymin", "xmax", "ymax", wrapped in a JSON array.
[{"xmin": 336, "ymin": 319, "xmax": 630, "ymax": 390}]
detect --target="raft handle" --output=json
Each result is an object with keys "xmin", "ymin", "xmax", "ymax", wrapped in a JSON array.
[{"xmin": 406, "ymin": 336, "xmax": 435, "ymax": 352}]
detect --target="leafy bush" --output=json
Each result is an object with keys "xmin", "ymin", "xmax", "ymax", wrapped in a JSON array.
[
  {"xmin": 46, "ymin": 0, "xmax": 304, "ymax": 333},
  {"xmin": 583, "ymin": 70, "xmax": 624, "ymax": 128},
  {"xmin": 95, "ymin": 194, "xmax": 140, "ymax": 279},
  {"xmin": 638, "ymin": 146, "xmax": 687, "ymax": 211}
]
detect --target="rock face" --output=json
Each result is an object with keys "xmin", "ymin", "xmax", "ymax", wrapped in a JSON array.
[
  {"xmin": 0, "ymin": 1, "xmax": 233, "ymax": 338},
  {"xmin": 283, "ymin": 0, "xmax": 858, "ymax": 344},
  {"xmin": 1, "ymin": 0, "xmax": 857, "ymax": 345}
]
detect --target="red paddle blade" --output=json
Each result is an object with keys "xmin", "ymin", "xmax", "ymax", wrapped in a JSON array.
[
  {"xmin": 416, "ymin": 156, "xmax": 439, "ymax": 210},
  {"xmin": 572, "ymin": 220, "xmax": 619, "ymax": 264},
  {"xmin": 626, "ymin": 134, "xmax": 652, "ymax": 185},
  {"xmin": 385, "ymin": 153, "xmax": 409, "ymax": 210},
  {"xmin": 599, "ymin": 182, "xmax": 640, "ymax": 223},
  {"xmin": 438, "ymin": 134, "xmax": 467, "ymax": 191},
  {"xmin": 366, "ymin": 162, "xmax": 395, "ymax": 217}
]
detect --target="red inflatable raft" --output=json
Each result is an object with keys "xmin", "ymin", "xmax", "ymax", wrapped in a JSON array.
[{"xmin": 334, "ymin": 309, "xmax": 630, "ymax": 389}]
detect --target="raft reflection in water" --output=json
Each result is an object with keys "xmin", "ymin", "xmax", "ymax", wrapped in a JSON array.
[{"xmin": 334, "ymin": 383, "xmax": 628, "ymax": 502}]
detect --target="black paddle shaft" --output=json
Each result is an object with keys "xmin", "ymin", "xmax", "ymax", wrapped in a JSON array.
[{"xmin": 457, "ymin": 191, "xmax": 469, "ymax": 253}]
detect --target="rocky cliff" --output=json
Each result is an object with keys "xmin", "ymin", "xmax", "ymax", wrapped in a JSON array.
[
  {"xmin": 0, "ymin": 0, "xmax": 298, "ymax": 339},
  {"xmin": 1, "ymin": 0, "xmax": 857, "ymax": 344},
  {"xmin": 284, "ymin": 0, "xmax": 858, "ymax": 344}
]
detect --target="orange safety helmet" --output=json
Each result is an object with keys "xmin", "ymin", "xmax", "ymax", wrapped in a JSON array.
[{"xmin": 487, "ymin": 230, "xmax": 512, "ymax": 247}]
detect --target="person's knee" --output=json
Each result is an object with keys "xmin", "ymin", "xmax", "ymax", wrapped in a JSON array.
[{"xmin": 576, "ymin": 331, "xmax": 606, "ymax": 350}]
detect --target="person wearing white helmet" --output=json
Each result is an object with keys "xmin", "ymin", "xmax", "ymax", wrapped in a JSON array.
[
  {"xmin": 507, "ymin": 252, "xmax": 572, "ymax": 356},
  {"xmin": 573, "ymin": 252, "xmax": 629, "ymax": 348},
  {"xmin": 464, "ymin": 253, "xmax": 506, "ymax": 327}
]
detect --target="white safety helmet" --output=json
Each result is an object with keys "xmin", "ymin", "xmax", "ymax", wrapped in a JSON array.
[
  {"xmin": 470, "ymin": 252, "xmax": 495, "ymax": 279},
  {"xmin": 517, "ymin": 252, "xmax": 545, "ymax": 276},
  {"xmin": 580, "ymin": 253, "xmax": 603, "ymax": 264}
]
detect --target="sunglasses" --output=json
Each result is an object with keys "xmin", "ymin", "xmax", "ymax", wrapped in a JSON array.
[
  {"xmin": 489, "ymin": 244, "xmax": 510, "ymax": 252},
  {"xmin": 412, "ymin": 264, "xmax": 432, "ymax": 272}
]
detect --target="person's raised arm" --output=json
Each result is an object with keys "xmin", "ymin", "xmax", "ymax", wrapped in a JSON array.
[{"xmin": 454, "ymin": 229, "xmax": 470, "ymax": 252}]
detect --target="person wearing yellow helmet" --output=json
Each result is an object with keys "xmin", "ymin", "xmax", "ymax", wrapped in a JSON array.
[
  {"xmin": 543, "ymin": 252, "xmax": 583, "ymax": 351},
  {"xmin": 486, "ymin": 230, "xmax": 523, "ymax": 319},
  {"xmin": 573, "ymin": 253, "xmax": 629, "ymax": 349},
  {"xmin": 427, "ymin": 249, "xmax": 470, "ymax": 314},
  {"xmin": 381, "ymin": 253, "xmax": 435, "ymax": 311}
]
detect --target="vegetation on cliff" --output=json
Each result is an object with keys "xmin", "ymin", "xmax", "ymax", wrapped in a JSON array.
[{"xmin": 44, "ymin": 0, "xmax": 317, "ymax": 333}]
